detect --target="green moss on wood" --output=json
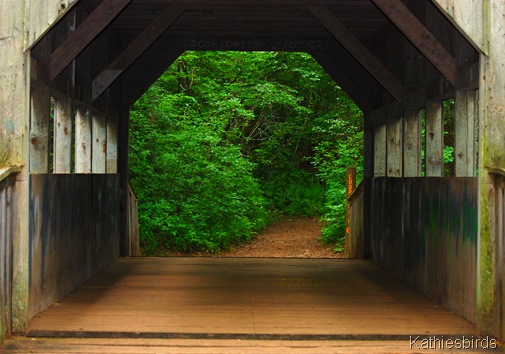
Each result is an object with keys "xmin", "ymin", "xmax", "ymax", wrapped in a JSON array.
[{"xmin": 477, "ymin": 176, "xmax": 496, "ymax": 333}]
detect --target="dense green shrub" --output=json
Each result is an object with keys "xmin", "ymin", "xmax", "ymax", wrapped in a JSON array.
[
  {"xmin": 129, "ymin": 51, "xmax": 364, "ymax": 254},
  {"xmin": 311, "ymin": 105, "xmax": 364, "ymax": 249},
  {"xmin": 130, "ymin": 94, "xmax": 268, "ymax": 255}
]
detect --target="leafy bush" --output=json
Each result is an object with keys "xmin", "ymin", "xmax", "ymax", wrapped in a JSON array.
[
  {"xmin": 311, "ymin": 106, "xmax": 364, "ymax": 247},
  {"xmin": 130, "ymin": 94, "xmax": 268, "ymax": 255},
  {"xmin": 261, "ymin": 176, "xmax": 326, "ymax": 218}
]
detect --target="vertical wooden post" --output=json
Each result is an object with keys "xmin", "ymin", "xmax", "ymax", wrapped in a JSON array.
[
  {"xmin": 478, "ymin": 0, "xmax": 505, "ymax": 340},
  {"xmin": 75, "ymin": 107, "xmax": 92, "ymax": 173},
  {"xmin": 29, "ymin": 86, "xmax": 51, "ymax": 173},
  {"xmin": 92, "ymin": 112, "xmax": 107, "ymax": 174},
  {"xmin": 387, "ymin": 116, "xmax": 403, "ymax": 177},
  {"xmin": 345, "ymin": 167, "xmax": 356, "ymax": 253},
  {"xmin": 53, "ymin": 97, "xmax": 73, "ymax": 173},
  {"xmin": 118, "ymin": 107, "xmax": 130, "ymax": 256},
  {"xmin": 374, "ymin": 124, "xmax": 387, "ymax": 177},
  {"xmin": 0, "ymin": 0, "xmax": 31, "ymax": 336},
  {"xmin": 425, "ymin": 101, "xmax": 444, "ymax": 176},
  {"xmin": 455, "ymin": 90, "xmax": 477, "ymax": 176},
  {"xmin": 403, "ymin": 111, "xmax": 422, "ymax": 177},
  {"xmin": 363, "ymin": 115, "xmax": 374, "ymax": 177},
  {"xmin": 106, "ymin": 116, "xmax": 118, "ymax": 174}
]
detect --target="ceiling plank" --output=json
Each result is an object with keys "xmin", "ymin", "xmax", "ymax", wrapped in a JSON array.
[
  {"xmin": 51, "ymin": 0, "xmax": 133, "ymax": 79},
  {"xmin": 371, "ymin": 0, "xmax": 456, "ymax": 86},
  {"xmin": 92, "ymin": 4, "xmax": 187, "ymax": 101},
  {"xmin": 307, "ymin": 5, "xmax": 404, "ymax": 102}
]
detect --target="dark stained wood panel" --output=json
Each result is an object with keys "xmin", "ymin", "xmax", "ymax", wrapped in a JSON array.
[
  {"xmin": 348, "ymin": 182, "xmax": 364, "ymax": 259},
  {"xmin": 0, "ymin": 175, "xmax": 15, "ymax": 341},
  {"xmin": 29, "ymin": 174, "xmax": 121, "ymax": 318},
  {"xmin": 80, "ymin": 0, "xmax": 390, "ymax": 55},
  {"xmin": 371, "ymin": 177, "xmax": 478, "ymax": 323}
]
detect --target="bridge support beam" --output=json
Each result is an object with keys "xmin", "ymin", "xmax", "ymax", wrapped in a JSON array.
[
  {"xmin": 403, "ymin": 111, "xmax": 422, "ymax": 177},
  {"xmin": 454, "ymin": 90, "xmax": 477, "ymax": 177},
  {"xmin": 477, "ymin": 0, "xmax": 505, "ymax": 340},
  {"xmin": 53, "ymin": 97, "xmax": 73, "ymax": 173},
  {"xmin": 0, "ymin": 0, "xmax": 31, "ymax": 339},
  {"xmin": 386, "ymin": 116, "xmax": 402, "ymax": 177},
  {"xmin": 373, "ymin": 109, "xmax": 422, "ymax": 178},
  {"xmin": 75, "ymin": 107, "xmax": 92, "ymax": 173},
  {"xmin": 373, "ymin": 124, "xmax": 387, "ymax": 177},
  {"xmin": 29, "ymin": 86, "xmax": 51, "ymax": 173},
  {"xmin": 429, "ymin": 0, "xmax": 504, "ymax": 339},
  {"xmin": 91, "ymin": 113, "xmax": 107, "ymax": 174},
  {"xmin": 107, "ymin": 117, "xmax": 118, "ymax": 174},
  {"xmin": 425, "ymin": 100, "xmax": 444, "ymax": 177}
]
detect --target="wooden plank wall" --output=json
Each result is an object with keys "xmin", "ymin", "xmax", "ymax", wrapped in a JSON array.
[
  {"xmin": 29, "ymin": 174, "xmax": 120, "ymax": 318},
  {"xmin": 0, "ymin": 175, "xmax": 15, "ymax": 342},
  {"xmin": 370, "ymin": 177, "xmax": 478, "ymax": 323},
  {"xmin": 127, "ymin": 181, "xmax": 140, "ymax": 257},
  {"xmin": 348, "ymin": 181, "xmax": 364, "ymax": 259}
]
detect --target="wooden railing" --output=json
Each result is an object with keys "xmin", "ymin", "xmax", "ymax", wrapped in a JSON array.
[
  {"xmin": 370, "ymin": 177, "xmax": 478, "ymax": 323},
  {"xmin": 0, "ymin": 166, "xmax": 20, "ymax": 342},
  {"xmin": 127, "ymin": 180, "xmax": 140, "ymax": 256},
  {"xmin": 347, "ymin": 180, "xmax": 364, "ymax": 258}
]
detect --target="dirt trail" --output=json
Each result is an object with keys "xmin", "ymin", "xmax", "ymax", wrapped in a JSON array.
[{"xmin": 218, "ymin": 217, "xmax": 344, "ymax": 258}]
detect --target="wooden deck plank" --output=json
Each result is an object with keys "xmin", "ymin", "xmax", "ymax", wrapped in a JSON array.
[
  {"xmin": 2, "ymin": 337, "xmax": 502, "ymax": 353},
  {"xmin": 25, "ymin": 258, "xmax": 476, "ymax": 337}
]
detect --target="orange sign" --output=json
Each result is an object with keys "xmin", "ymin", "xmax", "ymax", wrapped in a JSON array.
[
  {"xmin": 346, "ymin": 167, "xmax": 356, "ymax": 235},
  {"xmin": 345, "ymin": 167, "xmax": 356, "ymax": 253}
]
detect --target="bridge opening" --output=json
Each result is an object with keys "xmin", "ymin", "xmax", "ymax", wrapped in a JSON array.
[{"xmin": 128, "ymin": 50, "xmax": 364, "ymax": 257}]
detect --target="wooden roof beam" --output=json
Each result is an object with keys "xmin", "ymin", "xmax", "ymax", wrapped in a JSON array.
[
  {"xmin": 371, "ymin": 0, "xmax": 457, "ymax": 86},
  {"xmin": 310, "ymin": 51, "xmax": 372, "ymax": 113},
  {"xmin": 51, "ymin": 0, "xmax": 133, "ymax": 79},
  {"xmin": 307, "ymin": 5, "xmax": 404, "ymax": 102},
  {"xmin": 120, "ymin": 46, "xmax": 184, "ymax": 106},
  {"xmin": 92, "ymin": 4, "xmax": 187, "ymax": 101}
]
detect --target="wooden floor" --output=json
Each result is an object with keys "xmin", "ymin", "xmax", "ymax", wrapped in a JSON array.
[
  {"xmin": 3, "ymin": 337, "xmax": 503, "ymax": 353},
  {"xmin": 4, "ymin": 257, "xmax": 500, "ymax": 353}
]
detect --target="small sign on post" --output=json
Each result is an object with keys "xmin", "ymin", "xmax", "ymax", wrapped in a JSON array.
[{"xmin": 345, "ymin": 167, "xmax": 356, "ymax": 253}]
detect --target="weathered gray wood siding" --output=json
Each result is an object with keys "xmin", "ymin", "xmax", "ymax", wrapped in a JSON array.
[
  {"xmin": 0, "ymin": 175, "xmax": 15, "ymax": 342},
  {"xmin": 348, "ymin": 181, "xmax": 364, "ymax": 259},
  {"xmin": 127, "ymin": 181, "xmax": 140, "ymax": 257},
  {"xmin": 29, "ymin": 174, "xmax": 120, "ymax": 317},
  {"xmin": 371, "ymin": 177, "xmax": 477, "ymax": 323}
]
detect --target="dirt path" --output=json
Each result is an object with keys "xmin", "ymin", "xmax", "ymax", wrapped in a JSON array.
[{"xmin": 218, "ymin": 217, "xmax": 344, "ymax": 258}]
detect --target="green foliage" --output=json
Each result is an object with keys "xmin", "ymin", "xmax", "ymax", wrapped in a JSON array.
[
  {"xmin": 130, "ymin": 92, "xmax": 267, "ymax": 255},
  {"xmin": 443, "ymin": 99, "xmax": 455, "ymax": 176},
  {"xmin": 262, "ymin": 176, "xmax": 326, "ymax": 219},
  {"xmin": 129, "ymin": 51, "xmax": 364, "ymax": 254},
  {"xmin": 311, "ymin": 107, "xmax": 364, "ymax": 246}
]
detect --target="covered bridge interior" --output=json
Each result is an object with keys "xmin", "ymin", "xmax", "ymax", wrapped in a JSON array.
[{"xmin": 1, "ymin": 0, "xmax": 504, "ymax": 345}]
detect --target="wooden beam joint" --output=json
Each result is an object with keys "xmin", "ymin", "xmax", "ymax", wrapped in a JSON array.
[
  {"xmin": 51, "ymin": 0, "xmax": 133, "ymax": 80},
  {"xmin": 371, "ymin": 0, "xmax": 457, "ymax": 86},
  {"xmin": 307, "ymin": 5, "xmax": 404, "ymax": 102},
  {"xmin": 92, "ymin": 4, "xmax": 187, "ymax": 101}
]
